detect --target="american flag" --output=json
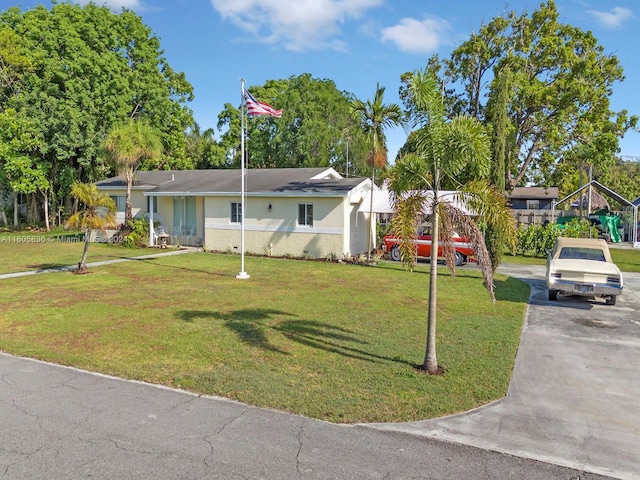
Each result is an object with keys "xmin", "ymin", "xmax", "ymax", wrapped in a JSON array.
[{"xmin": 244, "ymin": 89, "xmax": 282, "ymax": 118}]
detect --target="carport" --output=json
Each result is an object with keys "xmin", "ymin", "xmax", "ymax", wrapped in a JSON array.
[{"xmin": 551, "ymin": 179, "xmax": 639, "ymax": 247}]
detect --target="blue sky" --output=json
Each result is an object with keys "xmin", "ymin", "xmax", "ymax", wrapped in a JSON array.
[{"xmin": 12, "ymin": 0, "xmax": 640, "ymax": 163}]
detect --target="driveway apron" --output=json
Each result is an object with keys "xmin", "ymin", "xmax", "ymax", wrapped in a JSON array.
[{"xmin": 367, "ymin": 264, "xmax": 640, "ymax": 480}]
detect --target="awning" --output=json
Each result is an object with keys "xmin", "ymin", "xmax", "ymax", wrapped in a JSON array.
[{"xmin": 358, "ymin": 189, "xmax": 475, "ymax": 215}]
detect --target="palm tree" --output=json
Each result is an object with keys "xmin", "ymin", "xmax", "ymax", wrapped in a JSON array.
[
  {"xmin": 105, "ymin": 119, "xmax": 162, "ymax": 223},
  {"xmin": 390, "ymin": 69, "xmax": 517, "ymax": 374},
  {"xmin": 350, "ymin": 83, "xmax": 404, "ymax": 261},
  {"xmin": 66, "ymin": 183, "xmax": 117, "ymax": 273}
]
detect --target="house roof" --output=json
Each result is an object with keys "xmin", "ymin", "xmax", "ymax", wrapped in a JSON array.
[
  {"xmin": 508, "ymin": 186, "xmax": 559, "ymax": 200},
  {"xmin": 96, "ymin": 167, "xmax": 369, "ymax": 197}
]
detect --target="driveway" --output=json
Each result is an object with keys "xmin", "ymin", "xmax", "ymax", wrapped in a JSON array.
[{"xmin": 367, "ymin": 264, "xmax": 640, "ymax": 480}]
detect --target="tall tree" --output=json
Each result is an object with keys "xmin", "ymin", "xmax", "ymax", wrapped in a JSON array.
[
  {"xmin": 390, "ymin": 69, "xmax": 516, "ymax": 374},
  {"xmin": 430, "ymin": 0, "xmax": 637, "ymax": 188},
  {"xmin": 350, "ymin": 83, "xmax": 404, "ymax": 260},
  {"xmin": 484, "ymin": 65, "xmax": 513, "ymax": 270},
  {"xmin": 66, "ymin": 182, "xmax": 116, "ymax": 273},
  {"xmin": 1, "ymin": 3, "xmax": 194, "ymax": 221},
  {"xmin": 105, "ymin": 119, "xmax": 162, "ymax": 223},
  {"xmin": 0, "ymin": 108, "xmax": 45, "ymax": 226},
  {"xmin": 217, "ymin": 74, "xmax": 370, "ymax": 174}
]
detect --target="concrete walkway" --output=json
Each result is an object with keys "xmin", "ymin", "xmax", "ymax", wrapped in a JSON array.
[{"xmin": 0, "ymin": 248, "xmax": 197, "ymax": 280}]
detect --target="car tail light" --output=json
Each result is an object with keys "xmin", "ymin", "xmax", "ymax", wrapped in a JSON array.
[
  {"xmin": 550, "ymin": 273, "xmax": 562, "ymax": 279},
  {"xmin": 606, "ymin": 276, "xmax": 620, "ymax": 284}
]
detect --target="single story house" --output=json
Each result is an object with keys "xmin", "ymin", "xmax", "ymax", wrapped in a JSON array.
[
  {"xmin": 507, "ymin": 187, "xmax": 559, "ymax": 210},
  {"xmin": 96, "ymin": 167, "xmax": 373, "ymax": 259}
]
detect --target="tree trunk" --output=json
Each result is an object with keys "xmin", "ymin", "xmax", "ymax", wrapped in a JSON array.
[
  {"xmin": 78, "ymin": 229, "xmax": 91, "ymax": 271},
  {"xmin": 125, "ymin": 173, "xmax": 133, "ymax": 224},
  {"xmin": 42, "ymin": 191, "xmax": 50, "ymax": 231},
  {"xmin": 13, "ymin": 192, "xmax": 18, "ymax": 227},
  {"xmin": 423, "ymin": 203, "xmax": 439, "ymax": 373}
]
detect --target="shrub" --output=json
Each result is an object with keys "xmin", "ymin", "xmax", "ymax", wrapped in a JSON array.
[
  {"xmin": 122, "ymin": 218, "xmax": 150, "ymax": 248},
  {"xmin": 516, "ymin": 219, "xmax": 598, "ymax": 257}
]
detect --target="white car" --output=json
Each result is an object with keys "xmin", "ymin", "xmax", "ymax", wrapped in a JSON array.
[{"xmin": 546, "ymin": 237, "xmax": 623, "ymax": 305}]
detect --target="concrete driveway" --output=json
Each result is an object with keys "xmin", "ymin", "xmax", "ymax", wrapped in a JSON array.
[{"xmin": 367, "ymin": 264, "xmax": 640, "ymax": 480}]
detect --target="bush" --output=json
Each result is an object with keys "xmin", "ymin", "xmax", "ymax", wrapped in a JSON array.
[
  {"xmin": 516, "ymin": 219, "xmax": 598, "ymax": 257},
  {"xmin": 122, "ymin": 218, "xmax": 150, "ymax": 248}
]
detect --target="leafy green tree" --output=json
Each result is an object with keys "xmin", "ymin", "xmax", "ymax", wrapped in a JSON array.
[
  {"xmin": 390, "ymin": 69, "xmax": 516, "ymax": 374},
  {"xmin": 66, "ymin": 182, "xmax": 116, "ymax": 273},
  {"xmin": 105, "ymin": 119, "xmax": 162, "ymax": 223},
  {"xmin": 427, "ymin": 0, "xmax": 636, "ymax": 188},
  {"xmin": 0, "ymin": 108, "xmax": 45, "ymax": 226},
  {"xmin": 1, "ymin": 3, "xmax": 194, "ymax": 219},
  {"xmin": 217, "ymin": 74, "xmax": 370, "ymax": 174},
  {"xmin": 350, "ymin": 83, "xmax": 404, "ymax": 260}
]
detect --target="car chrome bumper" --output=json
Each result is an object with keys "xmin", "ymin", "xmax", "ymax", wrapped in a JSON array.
[{"xmin": 547, "ymin": 279, "xmax": 623, "ymax": 297}]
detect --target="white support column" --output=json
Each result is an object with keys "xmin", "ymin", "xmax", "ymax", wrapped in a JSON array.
[{"xmin": 148, "ymin": 196, "xmax": 154, "ymax": 247}]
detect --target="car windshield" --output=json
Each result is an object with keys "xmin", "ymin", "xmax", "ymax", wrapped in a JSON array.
[{"xmin": 558, "ymin": 247, "xmax": 606, "ymax": 262}]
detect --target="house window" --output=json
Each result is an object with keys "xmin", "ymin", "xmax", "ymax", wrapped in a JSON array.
[
  {"xmin": 146, "ymin": 196, "xmax": 158, "ymax": 214},
  {"xmin": 110, "ymin": 195, "xmax": 126, "ymax": 212},
  {"xmin": 526, "ymin": 199, "xmax": 540, "ymax": 210},
  {"xmin": 230, "ymin": 202, "xmax": 242, "ymax": 223},
  {"xmin": 298, "ymin": 203, "xmax": 313, "ymax": 226}
]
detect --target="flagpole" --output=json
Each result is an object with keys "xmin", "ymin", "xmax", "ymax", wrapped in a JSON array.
[{"xmin": 236, "ymin": 78, "xmax": 250, "ymax": 279}]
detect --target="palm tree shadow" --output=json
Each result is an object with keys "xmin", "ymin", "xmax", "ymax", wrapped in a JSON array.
[
  {"xmin": 177, "ymin": 308, "xmax": 293, "ymax": 354},
  {"xmin": 275, "ymin": 319, "xmax": 414, "ymax": 367},
  {"xmin": 176, "ymin": 310, "xmax": 414, "ymax": 367}
]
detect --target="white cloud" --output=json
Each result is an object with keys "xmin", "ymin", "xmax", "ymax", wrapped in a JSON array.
[
  {"xmin": 586, "ymin": 7, "xmax": 635, "ymax": 29},
  {"xmin": 210, "ymin": 0, "xmax": 383, "ymax": 51},
  {"xmin": 381, "ymin": 16, "xmax": 449, "ymax": 55}
]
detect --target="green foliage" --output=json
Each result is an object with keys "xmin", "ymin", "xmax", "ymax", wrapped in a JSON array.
[
  {"xmin": 122, "ymin": 218, "xmax": 150, "ymax": 248},
  {"xmin": 420, "ymin": 0, "xmax": 637, "ymax": 188},
  {"xmin": 516, "ymin": 219, "xmax": 598, "ymax": 257},
  {"xmin": 1, "ymin": 3, "xmax": 194, "ymax": 219},
  {"xmin": 217, "ymin": 74, "xmax": 371, "ymax": 174}
]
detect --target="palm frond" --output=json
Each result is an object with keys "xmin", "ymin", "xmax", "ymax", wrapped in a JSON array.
[{"xmin": 442, "ymin": 202, "xmax": 495, "ymax": 302}]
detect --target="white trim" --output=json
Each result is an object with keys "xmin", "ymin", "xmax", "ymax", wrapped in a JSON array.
[{"xmin": 205, "ymin": 222, "xmax": 343, "ymax": 235}]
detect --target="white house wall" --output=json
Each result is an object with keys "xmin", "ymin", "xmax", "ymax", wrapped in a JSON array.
[{"xmin": 204, "ymin": 195, "xmax": 354, "ymax": 258}]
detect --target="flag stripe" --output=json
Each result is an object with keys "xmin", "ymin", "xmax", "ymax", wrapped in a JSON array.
[{"xmin": 244, "ymin": 89, "xmax": 282, "ymax": 118}]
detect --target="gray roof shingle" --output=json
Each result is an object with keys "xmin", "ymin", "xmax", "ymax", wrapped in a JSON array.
[
  {"xmin": 96, "ymin": 168, "xmax": 368, "ymax": 196},
  {"xmin": 508, "ymin": 186, "xmax": 559, "ymax": 199}
]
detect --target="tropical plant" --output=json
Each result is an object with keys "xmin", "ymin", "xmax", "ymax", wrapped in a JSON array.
[
  {"xmin": 350, "ymin": 82, "xmax": 404, "ymax": 261},
  {"xmin": 65, "ymin": 182, "xmax": 116, "ymax": 272},
  {"xmin": 430, "ymin": 0, "xmax": 636, "ymax": 188},
  {"xmin": 105, "ymin": 118, "xmax": 162, "ymax": 222},
  {"xmin": 390, "ymin": 69, "xmax": 517, "ymax": 374}
]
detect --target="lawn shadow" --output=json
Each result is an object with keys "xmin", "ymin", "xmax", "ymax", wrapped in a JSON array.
[
  {"xmin": 177, "ymin": 308, "xmax": 295, "ymax": 354},
  {"xmin": 27, "ymin": 263, "xmax": 70, "ymax": 270},
  {"xmin": 176, "ymin": 309, "xmax": 414, "ymax": 367},
  {"xmin": 493, "ymin": 276, "xmax": 532, "ymax": 303},
  {"xmin": 127, "ymin": 257, "xmax": 226, "ymax": 277}
]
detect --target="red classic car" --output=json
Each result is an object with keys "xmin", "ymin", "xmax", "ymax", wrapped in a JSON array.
[{"xmin": 381, "ymin": 227, "xmax": 474, "ymax": 266}]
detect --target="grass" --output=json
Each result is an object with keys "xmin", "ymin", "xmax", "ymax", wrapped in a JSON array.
[
  {"xmin": 0, "ymin": 230, "xmax": 148, "ymax": 274},
  {"xmin": 0, "ymin": 250, "xmax": 529, "ymax": 423},
  {"xmin": 503, "ymin": 245, "xmax": 640, "ymax": 272}
]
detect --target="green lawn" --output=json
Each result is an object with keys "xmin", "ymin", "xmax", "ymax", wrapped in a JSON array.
[
  {"xmin": 503, "ymin": 245, "xmax": 640, "ymax": 272},
  {"xmin": 0, "ymin": 230, "xmax": 148, "ymax": 274},
  {"xmin": 0, "ymin": 250, "xmax": 529, "ymax": 423}
]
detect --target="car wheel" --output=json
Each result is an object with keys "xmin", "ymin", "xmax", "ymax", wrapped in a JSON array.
[
  {"xmin": 454, "ymin": 251, "xmax": 465, "ymax": 267},
  {"xmin": 606, "ymin": 295, "xmax": 617, "ymax": 306},
  {"xmin": 548, "ymin": 289, "xmax": 558, "ymax": 301},
  {"xmin": 390, "ymin": 245, "xmax": 401, "ymax": 262}
]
